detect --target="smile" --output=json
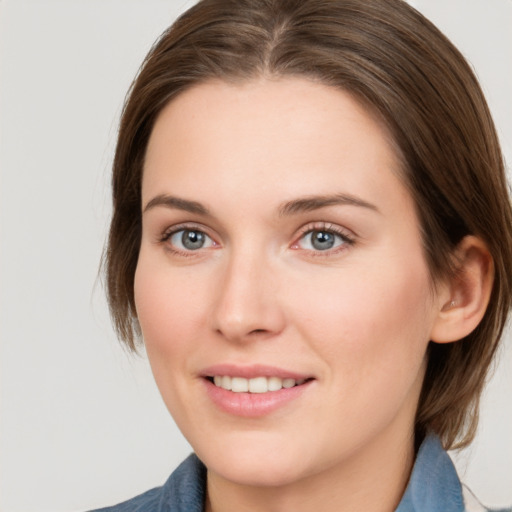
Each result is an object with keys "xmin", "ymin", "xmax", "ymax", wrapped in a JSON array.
[
  {"xmin": 210, "ymin": 376, "xmax": 307, "ymax": 393},
  {"xmin": 201, "ymin": 366, "xmax": 314, "ymax": 417}
]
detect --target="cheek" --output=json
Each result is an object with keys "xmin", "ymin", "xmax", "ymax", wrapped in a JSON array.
[
  {"xmin": 134, "ymin": 256, "xmax": 202, "ymax": 362},
  {"xmin": 290, "ymin": 254, "xmax": 434, "ymax": 382}
]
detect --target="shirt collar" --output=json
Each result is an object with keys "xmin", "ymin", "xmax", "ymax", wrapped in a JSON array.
[
  {"xmin": 396, "ymin": 434, "xmax": 465, "ymax": 512},
  {"xmin": 160, "ymin": 453, "xmax": 207, "ymax": 512}
]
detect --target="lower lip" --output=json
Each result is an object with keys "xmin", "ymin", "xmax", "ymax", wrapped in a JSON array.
[{"xmin": 203, "ymin": 379, "xmax": 313, "ymax": 417}]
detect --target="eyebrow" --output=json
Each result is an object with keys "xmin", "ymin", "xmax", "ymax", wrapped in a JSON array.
[
  {"xmin": 279, "ymin": 193, "xmax": 379, "ymax": 216},
  {"xmin": 143, "ymin": 194, "xmax": 210, "ymax": 215},
  {"xmin": 143, "ymin": 192, "xmax": 379, "ymax": 217}
]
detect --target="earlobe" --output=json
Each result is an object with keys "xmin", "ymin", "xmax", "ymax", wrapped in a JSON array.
[{"xmin": 430, "ymin": 236, "xmax": 494, "ymax": 344}]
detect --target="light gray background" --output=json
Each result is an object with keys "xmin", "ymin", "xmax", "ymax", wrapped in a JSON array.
[{"xmin": 1, "ymin": 1, "xmax": 511, "ymax": 511}]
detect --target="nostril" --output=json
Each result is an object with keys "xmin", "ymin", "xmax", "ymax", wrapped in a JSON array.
[{"xmin": 249, "ymin": 329, "xmax": 267, "ymax": 335}]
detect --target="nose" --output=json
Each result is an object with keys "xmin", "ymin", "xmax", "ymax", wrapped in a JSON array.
[{"xmin": 211, "ymin": 249, "xmax": 286, "ymax": 343}]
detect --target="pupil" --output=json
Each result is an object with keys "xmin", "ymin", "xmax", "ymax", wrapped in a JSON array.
[
  {"xmin": 312, "ymin": 231, "xmax": 334, "ymax": 250},
  {"xmin": 182, "ymin": 230, "xmax": 205, "ymax": 250}
]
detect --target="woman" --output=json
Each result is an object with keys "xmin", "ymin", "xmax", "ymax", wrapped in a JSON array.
[{"xmin": 95, "ymin": 0, "xmax": 512, "ymax": 510}]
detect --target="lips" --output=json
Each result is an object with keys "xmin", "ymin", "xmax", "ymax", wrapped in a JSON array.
[{"xmin": 200, "ymin": 364, "xmax": 314, "ymax": 417}]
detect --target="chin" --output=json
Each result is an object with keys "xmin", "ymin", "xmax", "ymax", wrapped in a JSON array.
[
  {"xmin": 211, "ymin": 458, "xmax": 307, "ymax": 488},
  {"xmin": 196, "ymin": 438, "xmax": 313, "ymax": 488}
]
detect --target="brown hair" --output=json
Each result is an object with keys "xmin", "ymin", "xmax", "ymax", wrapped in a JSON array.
[{"xmin": 105, "ymin": 0, "xmax": 512, "ymax": 449}]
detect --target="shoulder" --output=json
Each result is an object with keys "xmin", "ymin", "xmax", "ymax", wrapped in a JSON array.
[
  {"xmin": 397, "ymin": 435, "xmax": 511, "ymax": 512},
  {"xmin": 87, "ymin": 454, "xmax": 206, "ymax": 512}
]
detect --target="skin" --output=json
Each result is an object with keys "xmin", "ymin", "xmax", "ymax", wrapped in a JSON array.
[{"xmin": 135, "ymin": 78, "xmax": 451, "ymax": 512}]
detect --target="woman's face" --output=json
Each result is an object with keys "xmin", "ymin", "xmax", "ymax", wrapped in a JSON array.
[{"xmin": 135, "ymin": 78, "xmax": 443, "ymax": 488}]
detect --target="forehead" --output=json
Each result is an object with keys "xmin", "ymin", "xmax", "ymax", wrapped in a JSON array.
[
  {"xmin": 146, "ymin": 77, "xmax": 396, "ymax": 160},
  {"xmin": 142, "ymin": 77, "xmax": 409, "ymax": 217}
]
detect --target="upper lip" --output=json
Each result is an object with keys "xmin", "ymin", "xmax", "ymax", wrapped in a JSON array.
[{"xmin": 200, "ymin": 364, "xmax": 313, "ymax": 380}]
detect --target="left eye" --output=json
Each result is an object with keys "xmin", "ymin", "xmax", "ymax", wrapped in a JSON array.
[
  {"xmin": 168, "ymin": 229, "xmax": 215, "ymax": 251},
  {"xmin": 297, "ymin": 230, "xmax": 347, "ymax": 251}
]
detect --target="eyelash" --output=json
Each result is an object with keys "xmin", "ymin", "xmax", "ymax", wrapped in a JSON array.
[{"xmin": 158, "ymin": 222, "xmax": 356, "ymax": 257}]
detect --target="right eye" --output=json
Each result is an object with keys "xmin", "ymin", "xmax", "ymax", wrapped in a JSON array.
[{"xmin": 165, "ymin": 228, "xmax": 217, "ymax": 252}]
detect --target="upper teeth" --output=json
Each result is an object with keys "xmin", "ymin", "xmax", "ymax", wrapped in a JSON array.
[{"xmin": 212, "ymin": 376, "xmax": 305, "ymax": 393}]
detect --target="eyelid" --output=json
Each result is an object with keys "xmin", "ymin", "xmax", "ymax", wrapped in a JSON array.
[{"xmin": 159, "ymin": 222, "xmax": 207, "ymax": 241}]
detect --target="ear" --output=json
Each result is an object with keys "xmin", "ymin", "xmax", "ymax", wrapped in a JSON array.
[{"xmin": 430, "ymin": 236, "xmax": 494, "ymax": 344}]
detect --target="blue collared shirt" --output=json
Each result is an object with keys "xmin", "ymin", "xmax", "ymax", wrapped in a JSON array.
[{"xmin": 90, "ymin": 435, "xmax": 510, "ymax": 512}]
